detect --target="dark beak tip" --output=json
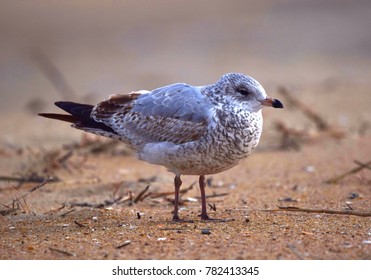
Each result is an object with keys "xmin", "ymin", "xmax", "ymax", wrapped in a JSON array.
[{"xmin": 272, "ymin": 99, "xmax": 284, "ymax": 109}]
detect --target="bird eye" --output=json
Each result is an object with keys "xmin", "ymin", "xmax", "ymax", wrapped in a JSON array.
[{"xmin": 236, "ymin": 88, "xmax": 251, "ymax": 96}]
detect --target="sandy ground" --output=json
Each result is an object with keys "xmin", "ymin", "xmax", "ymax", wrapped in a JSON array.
[
  {"xmin": 0, "ymin": 0, "xmax": 370, "ymax": 260},
  {"xmin": 0, "ymin": 135, "xmax": 370, "ymax": 260}
]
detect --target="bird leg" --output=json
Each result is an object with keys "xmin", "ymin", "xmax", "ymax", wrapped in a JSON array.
[
  {"xmin": 172, "ymin": 175, "xmax": 182, "ymax": 221},
  {"xmin": 199, "ymin": 175, "xmax": 210, "ymax": 220}
]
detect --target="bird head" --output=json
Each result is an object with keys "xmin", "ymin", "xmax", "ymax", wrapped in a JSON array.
[{"xmin": 216, "ymin": 73, "xmax": 283, "ymax": 112}]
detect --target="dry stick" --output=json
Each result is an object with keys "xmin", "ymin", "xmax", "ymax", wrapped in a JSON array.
[
  {"xmin": 274, "ymin": 120, "xmax": 307, "ymax": 137},
  {"xmin": 208, "ymin": 203, "xmax": 217, "ymax": 211},
  {"xmin": 0, "ymin": 176, "xmax": 58, "ymax": 184},
  {"xmin": 19, "ymin": 194, "xmax": 33, "ymax": 215},
  {"xmin": 149, "ymin": 183, "xmax": 194, "ymax": 198},
  {"xmin": 115, "ymin": 240, "xmax": 131, "ymax": 249},
  {"xmin": 60, "ymin": 208, "xmax": 76, "ymax": 217},
  {"xmin": 74, "ymin": 221, "xmax": 87, "ymax": 228},
  {"xmin": 0, "ymin": 207, "xmax": 17, "ymax": 216},
  {"xmin": 274, "ymin": 120, "xmax": 303, "ymax": 150},
  {"xmin": 44, "ymin": 203, "xmax": 67, "ymax": 215},
  {"xmin": 354, "ymin": 160, "xmax": 371, "ymax": 169},
  {"xmin": 205, "ymin": 192, "xmax": 229, "ymax": 199},
  {"xmin": 266, "ymin": 206, "xmax": 371, "ymax": 217},
  {"xmin": 139, "ymin": 192, "xmax": 153, "ymax": 202},
  {"xmin": 287, "ymin": 244, "xmax": 304, "ymax": 260},
  {"xmin": 278, "ymin": 86, "xmax": 330, "ymax": 131},
  {"xmin": 325, "ymin": 160, "xmax": 371, "ymax": 184},
  {"xmin": 57, "ymin": 150, "xmax": 74, "ymax": 169},
  {"xmin": 75, "ymin": 140, "xmax": 120, "ymax": 155},
  {"xmin": 159, "ymin": 227, "xmax": 187, "ymax": 231},
  {"xmin": 68, "ymin": 195, "xmax": 129, "ymax": 208},
  {"xmin": 5, "ymin": 178, "xmax": 51, "ymax": 208},
  {"xmin": 68, "ymin": 202, "xmax": 97, "ymax": 208},
  {"xmin": 133, "ymin": 185, "xmax": 150, "ymax": 203},
  {"xmin": 30, "ymin": 48, "xmax": 77, "ymax": 100},
  {"xmin": 49, "ymin": 247, "xmax": 76, "ymax": 257}
]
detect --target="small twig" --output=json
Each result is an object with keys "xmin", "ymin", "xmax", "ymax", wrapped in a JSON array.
[
  {"xmin": 30, "ymin": 48, "xmax": 77, "ymax": 100},
  {"xmin": 78, "ymin": 140, "xmax": 121, "ymax": 155},
  {"xmin": 15, "ymin": 178, "xmax": 49, "ymax": 201},
  {"xmin": 0, "ymin": 209, "xmax": 18, "ymax": 216},
  {"xmin": 345, "ymin": 203, "xmax": 353, "ymax": 211},
  {"xmin": 278, "ymin": 87, "xmax": 330, "ymax": 131},
  {"xmin": 60, "ymin": 208, "xmax": 76, "ymax": 217},
  {"xmin": 325, "ymin": 160, "xmax": 371, "ymax": 184},
  {"xmin": 0, "ymin": 201, "xmax": 19, "ymax": 216},
  {"xmin": 4, "ymin": 178, "xmax": 51, "ymax": 210},
  {"xmin": 68, "ymin": 194, "xmax": 131, "ymax": 208},
  {"xmin": 159, "ymin": 228, "xmax": 186, "ymax": 231},
  {"xmin": 67, "ymin": 202, "xmax": 97, "ymax": 208},
  {"xmin": 133, "ymin": 185, "xmax": 150, "ymax": 203},
  {"xmin": 266, "ymin": 206, "xmax": 371, "ymax": 217},
  {"xmin": 0, "ymin": 175, "xmax": 58, "ymax": 184},
  {"xmin": 115, "ymin": 240, "xmax": 131, "ymax": 249},
  {"xmin": 139, "ymin": 192, "xmax": 153, "ymax": 202},
  {"xmin": 58, "ymin": 150, "xmax": 74, "ymax": 164},
  {"xmin": 205, "ymin": 192, "xmax": 229, "ymax": 199},
  {"xmin": 137, "ymin": 176, "xmax": 157, "ymax": 184},
  {"xmin": 44, "ymin": 202, "xmax": 67, "ymax": 215},
  {"xmin": 74, "ymin": 221, "xmax": 87, "ymax": 228},
  {"xmin": 49, "ymin": 247, "xmax": 76, "ymax": 257},
  {"xmin": 149, "ymin": 183, "xmax": 194, "ymax": 198},
  {"xmin": 287, "ymin": 244, "xmax": 304, "ymax": 260},
  {"xmin": 354, "ymin": 160, "xmax": 371, "ymax": 170},
  {"xmin": 208, "ymin": 203, "xmax": 217, "ymax": 211},
  {"xmin": 278, "ymin": 197, "xmax": 298, "ymax": 202},
  {"xmin": 274, "ymin": 120, "xmax": 303, "ymax": 150}
]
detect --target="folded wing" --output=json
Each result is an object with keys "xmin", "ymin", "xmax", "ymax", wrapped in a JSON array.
[{"xmin": 92, "ymin": 83, "xmax": 212, "ymax": 146}]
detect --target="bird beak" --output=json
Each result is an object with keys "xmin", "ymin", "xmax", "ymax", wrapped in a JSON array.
[{"xmin": 260, "ymin": 97, "xmax": 284, "ymax": 108}]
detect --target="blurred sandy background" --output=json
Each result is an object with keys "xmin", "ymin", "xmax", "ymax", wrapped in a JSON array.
[{"xmin": 1, "ymin": 0, "xmax": 371, "ymax": 146}]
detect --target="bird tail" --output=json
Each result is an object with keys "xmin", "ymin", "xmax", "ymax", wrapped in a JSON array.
[{"xmin": 39, "ymin": 101, "xmax": 117, "ymax": 135}]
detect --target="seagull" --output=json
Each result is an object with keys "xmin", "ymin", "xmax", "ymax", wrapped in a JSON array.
[{"xmin": 40, "ymin": 73, "xmax": 283, "ymax": 221}]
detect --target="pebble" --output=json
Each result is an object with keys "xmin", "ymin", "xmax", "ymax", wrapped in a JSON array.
[
  {"xmin": 201, "ymin": 229, "xmax": 211, "ymax": 235},
  {"xmin": 348, "ymin": 193, "xmax": 359, "ymax": 199},
  {"xmin": 304, "ymin": 166, "xmax": 315, "ymax": 173}
]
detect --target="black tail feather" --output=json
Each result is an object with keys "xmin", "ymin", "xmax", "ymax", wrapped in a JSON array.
[
  {"xmin": 55, "ymin": 101, "xmax": 93, "ymax": 118},
  {"xmin": 40, "ymin": 101, "xmax": 116, "ymax": 135},
  {"xmin": 38, "ymin": 113, "xmax": 77, "ymax": 123}
]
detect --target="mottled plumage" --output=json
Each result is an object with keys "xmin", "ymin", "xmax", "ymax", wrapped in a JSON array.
[{"xmin": 40, "ymin": 73, "xmax": 283, "ymax": 221}]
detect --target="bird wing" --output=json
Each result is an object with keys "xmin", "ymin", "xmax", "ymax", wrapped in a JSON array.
[{"xmin": 92, "ymin": 83, "xmax": 212, "ymax": 145}]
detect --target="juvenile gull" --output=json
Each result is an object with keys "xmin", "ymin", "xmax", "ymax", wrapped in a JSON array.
[{"xmin": 40, "ymin": 73, "xmax": 283, "ymax": 221}]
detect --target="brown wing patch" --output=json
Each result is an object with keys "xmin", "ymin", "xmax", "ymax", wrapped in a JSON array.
[
  {"xmin": 92, "ymin": 91, "xmax": 143, "ymax": 120},
  {"xmin": 107, "ymin": 92, "xmax": 142, "ymax": 105}
]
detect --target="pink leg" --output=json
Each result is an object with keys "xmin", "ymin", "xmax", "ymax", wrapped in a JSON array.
[
  {"xmin": 199, "ymin": 175, "xmax": 210, "ymax": 220},
  {"xmin": 172, "ymin": 175, "xmax": 182, "ymax": 221}
]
